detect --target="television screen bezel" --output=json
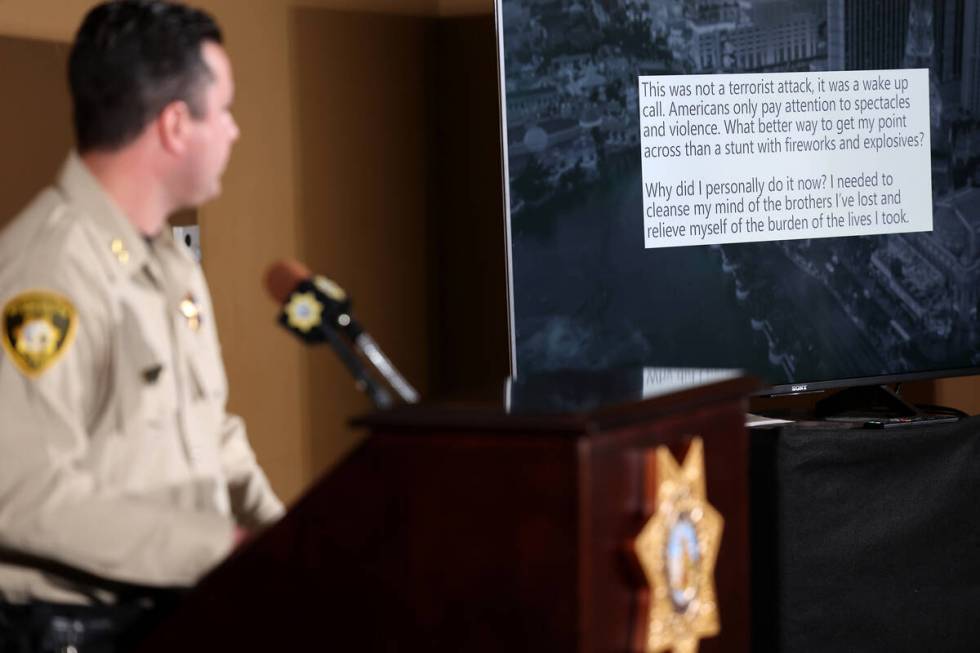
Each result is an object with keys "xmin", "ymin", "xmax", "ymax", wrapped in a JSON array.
[{"xmin": 491, "ymin": 0, "xmax": 980, "ymax": 397}]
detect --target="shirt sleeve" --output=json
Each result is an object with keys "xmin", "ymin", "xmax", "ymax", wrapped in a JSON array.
[
  {"xmin": 0, "ymin": 274, "xmax": 235, "ymax": 588},
  {"xmin": 219, "ymin": 413, "xmax": 286, "ymax": 529}
]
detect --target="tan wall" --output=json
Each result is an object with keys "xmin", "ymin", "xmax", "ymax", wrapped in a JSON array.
[
  {"xmin": 428, "ymin": 16, "xmax": 510, "ymax": 393},
  {"xmin": 436, "ymin": 0, "xmax": 493, "ymax": 15},
  {"xmin": 0, "ymin": 37, "xmax": 71, "ymax": 231},
  {"xmin": 934, "ymin": 376, "xmax": 980, "ymax": 413},
  {"xmin": 289, "ymin": 8, "xmax": 435, "ymax": 476}
]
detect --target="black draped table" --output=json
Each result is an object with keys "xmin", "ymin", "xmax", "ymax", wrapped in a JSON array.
[{"xmin": 750, "ymin": 416, "xmax": 980, "ymax": 652}]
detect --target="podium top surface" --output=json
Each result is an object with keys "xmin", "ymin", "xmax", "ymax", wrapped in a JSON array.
[{"xmin": 355, "ymin": 368, "xmax": 757, "ymax": 434}]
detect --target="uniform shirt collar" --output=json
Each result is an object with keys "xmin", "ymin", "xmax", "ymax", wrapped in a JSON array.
[
  {"xmin": 146, "ymin": 226, "xmax": 195, "ymax": 291},
  {"xmin": 55, "ymin": 151, "xmax": 151, "ymax": 273}
]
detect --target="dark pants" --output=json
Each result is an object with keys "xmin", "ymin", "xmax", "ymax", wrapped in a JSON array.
[{"xmin": 0, "ymin": 599, "xmax": 174, "ymax": 653}]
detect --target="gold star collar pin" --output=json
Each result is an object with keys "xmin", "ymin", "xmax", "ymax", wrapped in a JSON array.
[
  {"xmin": 633, "ymin": 438, "xmax": 723, "ymax": 653},
  {"xmin": 179, "ymin": 294, "xmax": 203, "ymax": 332},
  {"xmin": 110, "ymin": 238, "xmax": 130, "ymax": 265}
]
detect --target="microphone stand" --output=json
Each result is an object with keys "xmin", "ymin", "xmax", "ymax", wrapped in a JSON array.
[
  {"xmin": 352, "ymin": 333, "xmax": 420, "ymax": 404},
  {"xmin": 321, "ymin": 326, "xmax": 394, "ymax": 410},
  {"xmin": 274, "ymin": 278, "xmax": 415, "ymax": 410}
]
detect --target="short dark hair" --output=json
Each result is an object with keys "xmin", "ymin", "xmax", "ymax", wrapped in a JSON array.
[{"xmin": 68, "ymin": 0, "xmax": 223, "ymax": 153}]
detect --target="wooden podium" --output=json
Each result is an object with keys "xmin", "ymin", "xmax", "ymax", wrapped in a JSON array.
[{"xmin": 139, "ymin": 371, "xmax": 755, "ymax": 652}]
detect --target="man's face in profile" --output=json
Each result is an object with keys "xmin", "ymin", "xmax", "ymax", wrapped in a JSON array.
[{"xmin": 178, "ymin": 41, "xmax": 240, "ymax": 207}]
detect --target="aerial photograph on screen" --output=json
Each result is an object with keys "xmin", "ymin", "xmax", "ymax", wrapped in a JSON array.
[{"xmin": 501, "ymin": 0, "xmax": 980, "ymax": 387}]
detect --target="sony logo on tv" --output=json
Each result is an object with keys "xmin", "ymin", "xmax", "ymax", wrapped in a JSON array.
[{"xmin": 791, "ymin": 384, "xmax": 808, "ymax": 393}]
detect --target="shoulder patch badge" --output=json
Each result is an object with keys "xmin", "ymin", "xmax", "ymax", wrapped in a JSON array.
[{"xmin": 1, "ymin": 291, "xmax": 77, "ymax": 377}]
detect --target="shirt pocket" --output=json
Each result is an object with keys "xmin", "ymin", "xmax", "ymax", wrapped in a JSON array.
[
  {"xmin": 184, "ymin": 335, "xmax": 226, "ymax": 403},
  {"xmin": 100, "ymin": 303, "xmax": 180, "ymax": 491},
  {"xmin": 116, "ymin": 302, "xmax": 178, "ymax": 432},
  {"xmin": 184, "ymin": 335, "xmax": 227, "ymax": 436}
]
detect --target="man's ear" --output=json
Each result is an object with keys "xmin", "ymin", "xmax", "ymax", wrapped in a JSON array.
[{"xmin": 158, "ymin": 100, "xmax": 191, "ymax": 154}]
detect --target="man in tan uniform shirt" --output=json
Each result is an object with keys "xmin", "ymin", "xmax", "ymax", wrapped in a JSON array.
[{"xmin": 0, "ymin": 0, "xmax": 283, "ymax": 618}]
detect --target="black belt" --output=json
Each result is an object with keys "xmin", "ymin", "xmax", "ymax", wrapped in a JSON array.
[{"xmin": 0, "ymin": 600, "xmax": 171, "ymax": 653}]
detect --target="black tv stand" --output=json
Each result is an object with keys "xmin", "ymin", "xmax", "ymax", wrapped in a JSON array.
[
  {"xmin": 815, "ymin": 385, "xmax": 916, "ymax": 419},
  {"xmin": 814, "ymin": 384, "xmax": 961, "ymax": 427}
]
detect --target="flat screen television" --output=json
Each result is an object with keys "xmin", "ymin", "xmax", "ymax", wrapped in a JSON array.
[{"xmin": 495, "ymin": 0, "xmax": 980, "ymax": 396}]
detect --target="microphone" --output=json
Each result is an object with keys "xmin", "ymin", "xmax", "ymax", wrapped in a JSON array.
[
  {"xmin": 264, "ymin": 260, "xmax": 355, "ymax": 341},
  {"xmin": 264, "ymin": 260, "xmax": 420, "ymax": 407}
]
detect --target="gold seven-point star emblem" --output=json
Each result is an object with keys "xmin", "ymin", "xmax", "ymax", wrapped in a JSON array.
[
  {"xmin": 284, "ymin": 292, "xmax": 323, "ymax": 333},
  {"xmin": 634, "ymin": 438, "xmax": 723, "ymax": 653}
]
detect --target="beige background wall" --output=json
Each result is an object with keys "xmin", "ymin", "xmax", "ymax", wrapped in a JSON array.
[
  {"xmin": 289, "ymin": 9, "xmax": 436, "ymax": 477},
  {"xmin": 0, "ymin": 38, "xmax": 72, "ymax": 225},
  {"xmin": 0, "ymin": 0, "xmax": 977, "ymax": 508}
]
